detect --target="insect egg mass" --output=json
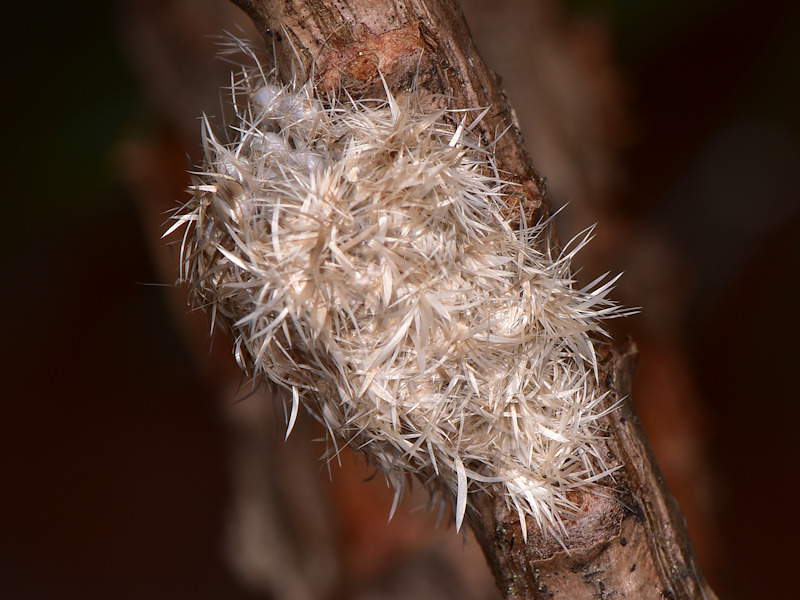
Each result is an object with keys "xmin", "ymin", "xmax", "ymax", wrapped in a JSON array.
[{"xmin": 168, "ymin": 44, "xmax": 628, "ymax": 539}]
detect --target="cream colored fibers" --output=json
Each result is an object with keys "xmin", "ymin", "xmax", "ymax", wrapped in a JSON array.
[{"xmin": 167, "ymin": 43, "xmax": 628, "ymax": 541}]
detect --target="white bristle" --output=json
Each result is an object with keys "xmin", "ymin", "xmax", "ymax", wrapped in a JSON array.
[{"xmin": 170, "ymin": 42, "xmax": 630, "ymax": 540}]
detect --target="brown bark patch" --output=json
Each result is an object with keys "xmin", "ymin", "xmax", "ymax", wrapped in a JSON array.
[{"xmin": 315, "ymin": 23, "xmax": 425, "ymax": 94}]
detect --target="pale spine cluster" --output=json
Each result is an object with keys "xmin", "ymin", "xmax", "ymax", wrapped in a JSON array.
[{"xmin": 169, "ymin": 48, "xmax": 626, "ymax": 539}]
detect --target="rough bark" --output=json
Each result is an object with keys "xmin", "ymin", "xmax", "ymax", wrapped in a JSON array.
[{"xmin": 230, "ymin": 1, "xmax": 718, "ymax": 598}]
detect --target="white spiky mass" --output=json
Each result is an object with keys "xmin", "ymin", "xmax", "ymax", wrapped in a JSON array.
[{"xmin": 169, "ymin": 50, "xmax": 626, "ymax": 539}]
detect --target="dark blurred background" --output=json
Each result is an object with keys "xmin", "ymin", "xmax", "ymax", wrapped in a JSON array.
[{"xmin": 2, "ymin": 0, "xmax": 798, "ymax": 598}]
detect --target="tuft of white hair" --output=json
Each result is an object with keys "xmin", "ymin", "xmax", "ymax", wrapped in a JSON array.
[{"xmin": 168, "ymin": 44, "xmax": 629, "ymax": 541}]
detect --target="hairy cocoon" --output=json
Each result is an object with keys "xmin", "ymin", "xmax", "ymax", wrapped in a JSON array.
[{"xmin": 169, "ymin": 46, "xmax": 627, "ymax": 539}]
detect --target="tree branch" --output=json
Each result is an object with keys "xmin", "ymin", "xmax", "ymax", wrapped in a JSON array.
[{"xmin": 228, "ymin": 1, "xmax": 717, "ymax": 597}]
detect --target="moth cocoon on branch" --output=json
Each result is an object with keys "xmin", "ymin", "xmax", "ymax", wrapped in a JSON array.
[{"xmin": 168, "ymin": 43, "xmax": 630, "ymax": 541}]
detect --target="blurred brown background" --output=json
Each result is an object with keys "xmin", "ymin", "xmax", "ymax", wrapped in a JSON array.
[{"xmin": 2, "ymin": 0, "xmax": 798, "ymax": 598}]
